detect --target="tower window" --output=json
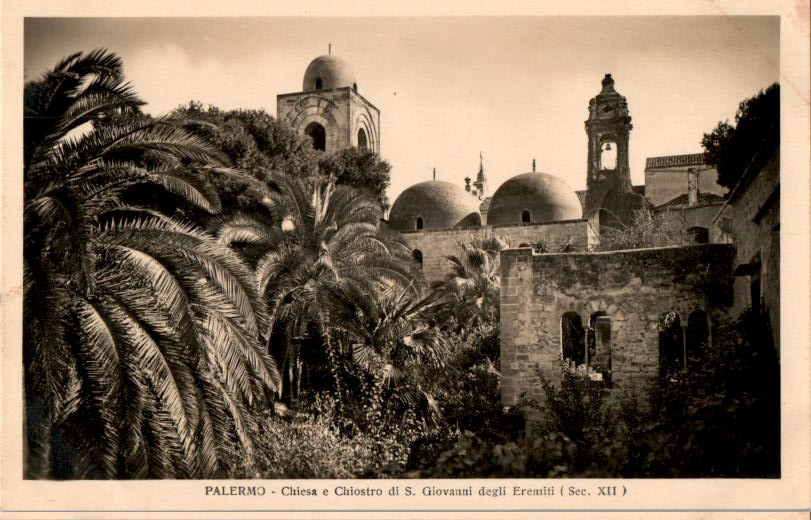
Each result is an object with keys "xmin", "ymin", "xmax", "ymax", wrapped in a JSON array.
[
  {"xmin": 600, "ymin": 141, "xmax": 617, "ymax": 170},
  {"xmin": 315, "ymin": 78, "xmax": 323, "ymax": 90},
  {"xmin": 521, "ymin": 209, "xmax": 531, "ymax": 223},
  {"xmin": 415, "ymin": 216, "xmax": 424, "ymax": 230},
  {"xmin": 358, "ymin": 128, "xmax": 368, "ymax": 151},
  {"xmin": 304, "ymin": 122, "xmax": 326, "ymax": 151}
]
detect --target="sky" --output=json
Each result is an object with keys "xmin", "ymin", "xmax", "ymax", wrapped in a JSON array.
[{"xmin": 24, "ymin": 17, "xmax": 780, "ymax": 204}]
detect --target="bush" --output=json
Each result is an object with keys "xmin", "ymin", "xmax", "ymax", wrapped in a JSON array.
[{"xmin": 254, "ymin": 393, "xmax": 375, "ymax": 478}]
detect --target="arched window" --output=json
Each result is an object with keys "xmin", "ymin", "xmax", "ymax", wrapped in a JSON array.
[
  {"xmin": 587, "ymin": 312, "xmax": 611, "ymax": 381},
  {"xmin": 659, "ymin": 311, "xmax": 684, "ymax": 378},
  {"xmin": 686, "ymin": 310, "xmax": 709, "ymax": 363},
  {"xmin": 412, "ymin": 249, "xmax": 423, "ymax": 265},
  {"xmin": 304, "ymin": 122, "xmax": 326, "ymax": 151},
  {"xmin": 315, "ymin": 77, "xmax": 323, "ymax": 90},
  {"xmin": 415, "ymin": 216, "xmax": 424, "ymax": 230},
  {"xmin": 560, "ymin": 312, "xmax": 586, "ymax": 366},
  {"xmin": 357, "ymin": 128, "xmax": 368, "ymax": 151},
  {"xmin": 521, "ymin": 209, "xmax": 531, "ymax": 223}
]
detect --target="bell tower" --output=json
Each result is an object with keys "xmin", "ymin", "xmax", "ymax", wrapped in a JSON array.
[
  {"xmin": 584, "ymin": 74, "xmax": 645, "ymax": 229},
  {"xmin": 277, "ymin": 52, "xmax": 380, "ymax": 154}
]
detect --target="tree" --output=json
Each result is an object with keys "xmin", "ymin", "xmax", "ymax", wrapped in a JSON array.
[
  {"xmin": 24, "ymin": 49, "xmax": 279, "ymax": 478},
  {"xmin": 429, "ymin": 235, "xmax": 508, "ymax": 335},
  {"xmin": 213, "ymin": 175, "xmax": 418, "ymax": 405},
  {"xmin": 329, "ymin": 283, "xmax": 445, "ymax": 428},
  {"xmin": 318, "ymin": 147, "xmax": 393, "ymax": 211},
  {"xmin": 702, "ymin": 83, "xmax": 779, "ymax": 189},
  {"xmin": 171, "ymin": 103, "xmax": 320, "ymax": 211}
]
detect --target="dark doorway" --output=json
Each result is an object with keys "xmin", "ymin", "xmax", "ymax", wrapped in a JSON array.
[{"xmin": 305, "ymin": 122, "xmax": 326, "ymax": 151}]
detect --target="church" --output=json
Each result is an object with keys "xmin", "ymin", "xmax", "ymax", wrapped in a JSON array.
[{"xmin": 278, "ymin": 53, "xmax": 780, "ymax": 404}]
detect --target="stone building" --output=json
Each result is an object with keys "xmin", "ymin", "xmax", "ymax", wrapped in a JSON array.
[
  {"xmin": 644, "ymin": 153, "xmax": 726, "ymax": 207},
  {"xmin": 499, "ymin": 244, "xmax": 736, "ymax": 404},
  {"xmin": 277, "ymin": 53, "xmax": 380, "ymax": 154},
  {"xmin": 714, "ymin": 148, "xmax": 780, "ymax": 352}
]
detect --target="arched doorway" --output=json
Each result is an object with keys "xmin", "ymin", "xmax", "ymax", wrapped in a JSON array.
[{"xmin": 304, "ymin": 122, "xmax": 326, "ymax": 151}]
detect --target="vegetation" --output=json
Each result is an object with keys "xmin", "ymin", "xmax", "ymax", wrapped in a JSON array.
[
  {"xmin": 598, "ymin": 208, "xmax": 690, "ymax": 251},
  {"xmin": 24, "ymin": 50, "xmax": 279, "ymax": 478},
  {"xmin": 23, "ymin": 50, "xmax": 779, "ymax": 480},
  {"xmin": 702, "ymin": 83, "xmax": 779, "ymax": 189}
]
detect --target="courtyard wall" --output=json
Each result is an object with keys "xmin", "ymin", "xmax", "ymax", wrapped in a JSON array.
[{"xmin": 500, "ymin": 244, "xmax": 736, "ymax": 406}]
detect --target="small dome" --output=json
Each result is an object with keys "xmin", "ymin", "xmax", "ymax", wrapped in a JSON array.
[
  {"xmin": 389, "ymin": 181, "xmax": 482, "ymax": 231},
  {"xmin": 487, "ymin": 171, "xmax": 582, "ymax": 226},
  {"xmin": 302, "ymin": 55, "xmax": 357, "ymax": 91}
]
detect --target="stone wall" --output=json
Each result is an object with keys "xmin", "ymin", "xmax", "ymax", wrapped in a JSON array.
[
  {"xmin": 500, "ymin": 244, "xmax": 736, "ymax": 406},
  {"xmin": 723, "ymin": 151, "xmax": 780, "ymax": 351},
  {"xmin": 399, "ymin": 219, "xmax": 591, "ymax": 282}
]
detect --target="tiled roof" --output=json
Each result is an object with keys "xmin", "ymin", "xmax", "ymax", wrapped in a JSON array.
[{"xmin": 645, "ymin": 153, "xmax": 706, "ymax": 170}]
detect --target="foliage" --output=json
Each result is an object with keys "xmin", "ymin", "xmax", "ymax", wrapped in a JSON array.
[
  {"xmin": 702, "ymin": 83, "xmax": 779, "ymax": 189},
  {"xmin": 171, "ymin": 102, "xmax": 319, "ymax": 212},
  {"xmin": 598, "ymin": 208, "xmax": 690, "ymax": 251},
  {"xmin": 253, "ymin": 393, "xmax": 375, "ymax": 478},
  {"xmin": 429, "ymin": 235, "xmax": 508, "ymax": 335},
  {"xmin": 624, "ymin": 307, "xmax": 780, "ymax": 477},
  {"xmin": 332, "ymin": 284, "xmax": 446, "ymax": 431},
  {"xmin": 24, "ymin": 49, "xmax": 279, "ymax": 478},
  {"xmin": 214, "ymin": 175, "xmax": 418, "ymax": 408},
  {"xmin": 172, "ymin": 103, "xmax": 394, "ymax": 214},
  {"xmin": 419, "ymin": 308, "xmax": 779, "ymax": 478},
  {"xmin": 318, "ymin": 147, "xmax": 392, "ymax": 211}
]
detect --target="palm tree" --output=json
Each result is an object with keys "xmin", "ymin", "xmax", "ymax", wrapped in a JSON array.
[
  {"xmin": 328, "ymin": 282, "xmax": 445, "ymax": 428},
  {"xmin": 214, "ymin": 175, "xmax": 418, "ymax": 405},
  {"xmin": 429, "ymin": 234, "xmax": 507, "ymax": 335},
  {"xmin": 24, "ymin": 49, "xmax": 279, "ymax": 478}
]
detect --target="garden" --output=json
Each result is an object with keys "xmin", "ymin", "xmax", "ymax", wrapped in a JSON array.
[{"xmin": 23, "ymin": 50, "xmax": 779, "ymax": 479}]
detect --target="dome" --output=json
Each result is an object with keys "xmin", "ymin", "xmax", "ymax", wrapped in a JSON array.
[
  {"xmin": 487, "ymin": 171, "xmax": 582, "ymax": 227},
  {"xmin": 389, "ymin": 181, "xmax": 482, "ymax": 231},
  {"xmin": 302, "ymin": 55, "xmax": 357, "ymax": 91}
]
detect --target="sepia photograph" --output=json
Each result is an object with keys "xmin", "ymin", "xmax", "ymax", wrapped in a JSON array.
[{"xmin": 3, "ymin": 2, "xmax": 810, "ymax": 517}]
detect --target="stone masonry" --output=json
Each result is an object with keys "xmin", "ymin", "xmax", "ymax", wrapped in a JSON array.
[
  {"xmin": 400, "ymin": 219, "xmax": 592, "ymax": 282},
  {"xmin": 500, "ymin": 244, "xmax": 736, "ymax": 406}
]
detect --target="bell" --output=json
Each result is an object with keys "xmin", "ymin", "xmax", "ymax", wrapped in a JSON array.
[{"xmin": 605, "ymin": 143, "xmax": 612, "ymax": 151}]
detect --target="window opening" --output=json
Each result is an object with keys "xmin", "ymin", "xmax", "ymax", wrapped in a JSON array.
[
  {"xmin": 560, "ymin": 312, "xmax": 586, "ymax": 366},
  {"xmin": 357, "ymin": 128, "xmax": 368, "ymax": 151},
  {"xmin": 659, "ymin": 311, "xmax": 684, "ymax": 378},
  {"xmin": 521, "ymin": 209, "xmax": 531, "ymax": 223},
  {"xmin": 415, "ymin": 216, "xmax": 424, "ymax": 230},
  {"xmin": 315, "ymin": 78, "xmax": 323, "ymax": 90},
  {"xmin": 412, "ymin": 249, "xmax": 423, "ymax": 265}
]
